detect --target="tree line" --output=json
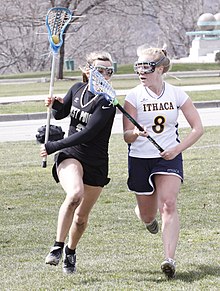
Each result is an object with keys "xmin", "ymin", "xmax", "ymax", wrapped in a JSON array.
[{"xmin": 0, "ymin": 0, "xmax": 218, "ymax": 78}]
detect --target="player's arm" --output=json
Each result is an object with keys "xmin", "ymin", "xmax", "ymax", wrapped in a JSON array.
[
  {"xmin": 176, "ymin": 98, "xmax": 204, "ymax": 152},
  {"xmin": 123, "ymin": 100, "xmax": 148, "ymax": 143},
  {"xmin": 52, "ymin": 83, "xmax": 85, "ymax": 119},
  {"xmin": 161, "ymin": 98, "xmax": 204, "ymax": 160},
  {"xmin": 43, "ymin": 100, "xmax": 115, "ymax": 155}
]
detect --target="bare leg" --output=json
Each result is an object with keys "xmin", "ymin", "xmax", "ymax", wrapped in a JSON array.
[
  {"xmin": 45, "ymin": 158, "xmax": 85, "ymax": 266},
  {"xmin": 135, "ymin": 193, "xmax": 158, "ymax": 224},
  {"xmin": 68, "ymin": 184, "xmax": 102, "ymax": 250},
  {"xmin": 155, "ymin": 174, "xmax": 181, "ymax": 259},
  {"xmin": 56, "ymin": 158, "xmax": 84, "ymax": 242}
]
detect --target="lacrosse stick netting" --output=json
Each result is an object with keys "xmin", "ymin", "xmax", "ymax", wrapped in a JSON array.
[
  {"xmin": 46, "ymin": 7, "xmax": 72, "ymax": 54},
  {"xmin": 88, "ymin": 66, "xmax": 117, "ymax": 103}
]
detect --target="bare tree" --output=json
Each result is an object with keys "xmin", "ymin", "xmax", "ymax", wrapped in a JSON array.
[
  {"xmin": 0, "ymin": 0, "xmax": 217, "ymax": 76},
  {"xmin": 0, "ymin": 0, "xmax": 51, "ymax": 74},
  {"xmin": 64, "ymin": 0, "xmax": 206, "ymax": 68},
  {"xmin": 152, "ymin": 0, "xmax": 205, "ymax": 57}
]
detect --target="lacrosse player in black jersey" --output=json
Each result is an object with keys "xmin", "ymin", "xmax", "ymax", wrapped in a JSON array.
[{"xmin": 40, "ymin": 51, "xmax": 116, "ymax": 274}]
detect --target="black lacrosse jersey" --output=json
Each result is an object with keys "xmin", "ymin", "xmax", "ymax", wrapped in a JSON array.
[{"xmin": 45, "ymin": 82, "xmax": 116, "ymax": 167}]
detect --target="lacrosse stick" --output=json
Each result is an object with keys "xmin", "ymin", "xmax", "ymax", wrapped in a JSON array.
[
  {"xmin": 88, "ymin": 66, "xmax": 164, "ymax": 152},
  {"xmin": 42, "ymin": 7, "xmax": 72, "ymax": 168}
]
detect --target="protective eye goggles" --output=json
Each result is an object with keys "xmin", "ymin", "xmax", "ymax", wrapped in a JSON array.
[
  {"xmin": 134, "ymin": 56, "xmax": 165, "ymax": 74},
  {"xmin": 94, "ymin": 65, "xmax": 114, "ymax": 77}
]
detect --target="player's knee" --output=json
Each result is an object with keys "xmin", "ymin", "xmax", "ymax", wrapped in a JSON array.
[
  {"xmin": 74, "ymin": 213, "xmax": 88, "ymax": 231},
  {"xmin": 161, "ymin": 198, "xmax": 177, "ymax": 214},
  {"xmin": 65, "ymin": 190, "xmax": 83, "ymax": 209},
  {"xmin": 165, "ymin": 201, "xmax": 176, "ymax": 213}
]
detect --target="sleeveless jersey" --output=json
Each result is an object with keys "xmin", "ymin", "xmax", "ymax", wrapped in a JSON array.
[{"xmin": 125, "ymin": 82, "xmax": 189, "ymax": 158}]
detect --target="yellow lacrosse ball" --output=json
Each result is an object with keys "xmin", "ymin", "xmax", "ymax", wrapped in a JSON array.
[{"xmin": 52, "ymin": 34, "xmax": 59, "ymax": 44}]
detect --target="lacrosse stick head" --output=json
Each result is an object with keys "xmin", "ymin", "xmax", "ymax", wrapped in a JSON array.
[
  {"xmin": 46, "ymin": 7, "xmax": 72, "ymax": 54},
  {"xmin": 88, "ymin": 66, "xmax": 118, "ymax": 105}
]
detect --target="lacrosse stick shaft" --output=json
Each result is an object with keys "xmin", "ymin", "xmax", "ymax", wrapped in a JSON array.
[
  {"xmin": 116, "ymin": 103, "xmax": 164, "ymax": 153},
  {"xmin": 42, "ymin": 54, "xmax": 56, "ymax": 168},
  {"xmin": 41, "ymin": 7, "xmax": 72, "ymax": 168}
]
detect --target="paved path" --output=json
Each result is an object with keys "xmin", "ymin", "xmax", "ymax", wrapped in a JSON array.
[{"xmin": 0, "ymin": 107, "xmax": 220, "ymax": 142}]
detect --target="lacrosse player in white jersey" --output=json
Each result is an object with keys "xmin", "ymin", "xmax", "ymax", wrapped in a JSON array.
[{"xmin": 123, "ymin": 46, "xmax": 203, "ymax": 279}]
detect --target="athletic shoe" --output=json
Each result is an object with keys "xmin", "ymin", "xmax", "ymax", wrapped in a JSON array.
[
  {"xmin": 146, "ymin": 219, "xmax": 159, "ymax": 234},
  {"xmin": 45, "ymin": 246, "xmax": 63, "ymax": 266},
  {"xmin": 63, "ymin": 248, "xmax": 76, "ymax": 274},
  {"xmin": 161, "ymin": 258, "xmax": 176, "ymax": 279}
]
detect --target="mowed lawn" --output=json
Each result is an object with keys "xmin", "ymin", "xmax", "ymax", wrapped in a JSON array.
[{"xmin": 0, "ymin": 126, "xmax": 219, "ymax": 290}]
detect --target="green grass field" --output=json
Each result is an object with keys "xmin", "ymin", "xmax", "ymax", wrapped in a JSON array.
[
  {"xmin": 0, "ymin": 74, "xmax": 220, "ymax": 115},
  {"xmin": 0, "ymin": 127, "xmax": 219, "ymax": 290},
  {"xmin": 0, "ymin": 62, "xmax": 220, "ymax": 79},
  {"xmin": 1, "ymin": 75, "xmax": 220, "ymax": 97},
  {"xmin": 1, "ymin": 62, "xmax": 220, "ymax": 116}
]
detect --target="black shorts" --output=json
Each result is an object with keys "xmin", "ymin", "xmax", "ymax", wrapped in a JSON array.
[
  {"xmin": 127, "ymin": 154, "xmax": 183, "ymax": 195},
  {"xmin": 52, "ymin": 152, "xmax": 110, "ymax": 187}
]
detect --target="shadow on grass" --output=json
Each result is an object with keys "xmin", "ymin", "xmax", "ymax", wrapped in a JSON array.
[
  {"xmin": 132, "ymin": 263, "xmax": 220, "ymax": 283},
  {"xmin": 175, "ymin": 264, "xmax": 220, "ymax": 282}
]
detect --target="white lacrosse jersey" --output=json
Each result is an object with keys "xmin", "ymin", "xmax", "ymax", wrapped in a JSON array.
[{"xmin": 125, "ymin": 82, "xmax": 189, "ymax": 158}]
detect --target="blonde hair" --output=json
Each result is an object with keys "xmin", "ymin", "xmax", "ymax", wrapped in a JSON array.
[
  {"xmin": 137, "ymin": 45, "xmax": 171, "ymax": 74},
  {"xmin": 86, "ymin": 51, "xmax": 113, "ymax": 65},
  {"xmin": 81, "ymin": 51, "xmax": 113, "ymax": 82}
]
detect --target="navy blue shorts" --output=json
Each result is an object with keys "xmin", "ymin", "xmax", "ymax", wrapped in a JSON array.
[{"xmin": 127, "ymin": 154, "xmax": 183, "ymax": 195}]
